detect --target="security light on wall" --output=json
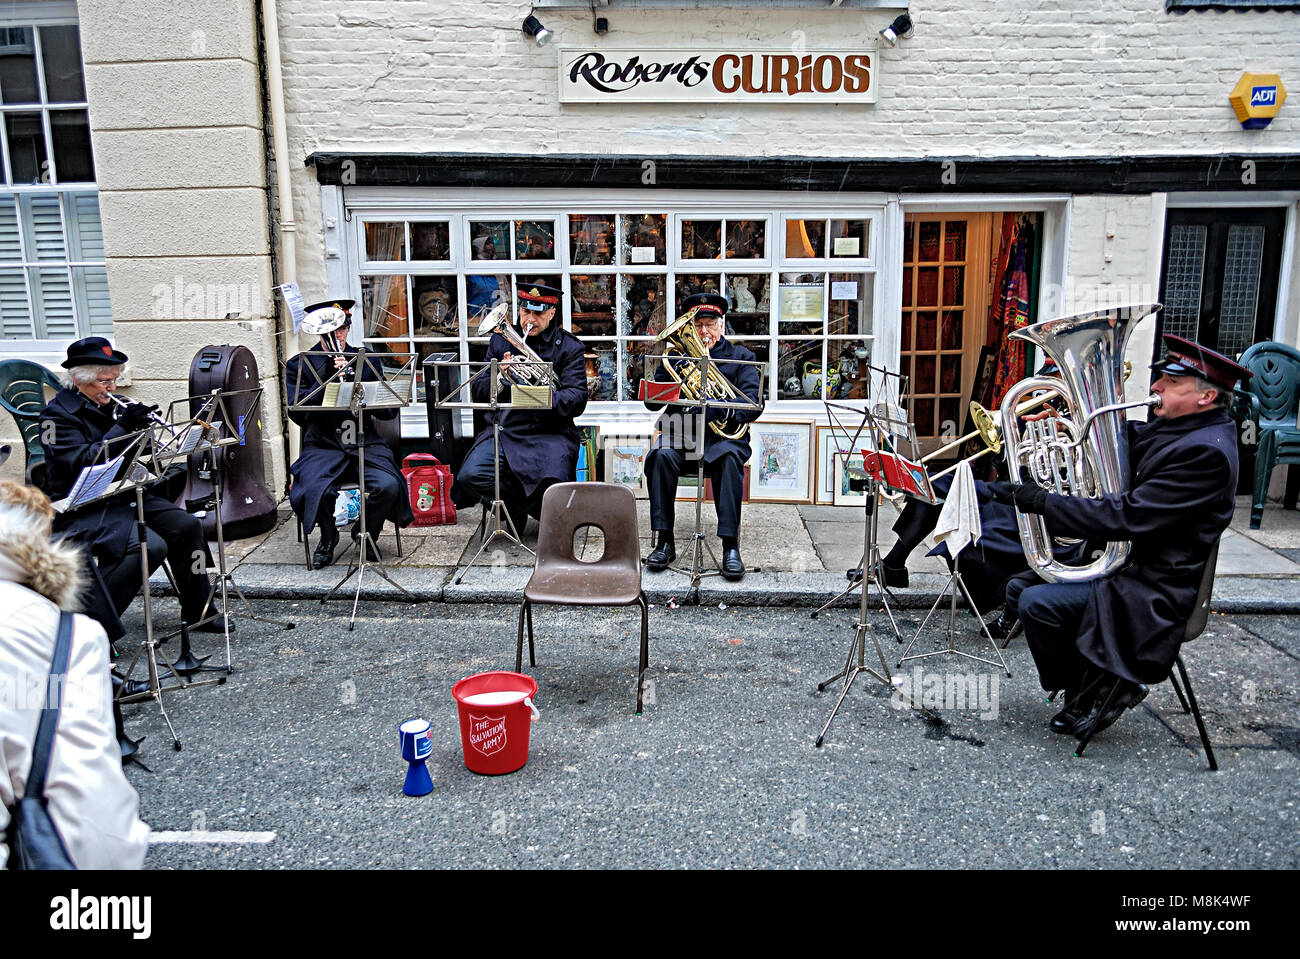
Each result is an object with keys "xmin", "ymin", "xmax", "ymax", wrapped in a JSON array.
[
  {"xmin": 523, "ymin": 15, "xmax": 552, "ymax": 47},
  {"xmin": 879, "ymin": 13, "xmax": 914, "ymax": 47}
]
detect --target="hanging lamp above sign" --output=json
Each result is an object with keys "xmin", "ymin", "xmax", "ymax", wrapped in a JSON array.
[
  {"xmin": 1229, "ymin": 73, "xmax": 1287, "ymax": 130},
  {"xmin": 558, "ymin": 48, "xmax": 877, "ymax": 104}
]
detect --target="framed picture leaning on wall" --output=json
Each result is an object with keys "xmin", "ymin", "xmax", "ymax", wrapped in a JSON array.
[{"xmin": 747, "ymin": 419, "xmax": 814, "ymax": 503}]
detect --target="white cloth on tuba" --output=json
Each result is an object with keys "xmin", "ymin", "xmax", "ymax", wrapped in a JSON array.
[{"xmin": 932, "ymin": 459, "xmax": 982, "ymax": 559}]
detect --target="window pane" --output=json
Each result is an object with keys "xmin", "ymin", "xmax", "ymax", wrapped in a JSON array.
[
  {"xmin": 71, "ymin": 264, "xmax": 111, "ymax": 334},
  {"xmin": 785, "ymin": 218, "xmax": 825, "ymax": 258},
  {"xmin": 571, "ymin": 274, "xmax": 615, "ymax": 337},
  {"xmin": 777, "ymin": 338, "xmax": 823, "ymax": 399},
  {"xmin": 620, "ymin": 339, "xmax": 654, "ymax": 401},
  {"xmin": 829, "ymin": 273, "xmax": 870, "ymax": 336},
  {"xmin": 412, "ymin": 276, "xmax": 458, "ymax": 336},
  {"xmin": 725, "ymin": 273, "xmax": 770, "ymax": 337},
  {"xmin": 469, "ymin": 222, "xmax": 509, "ymax": 260},
  {"xmin": 465, "ymin": 273, "xmax": 506, "ymax": 322},
  {"xmin": 681, "ymin": 219, "xmax": 721, "ymax": 259},
  {"xmin": 620, "ymin": 274, "xmax": 666, "ymax": 337},
  {"xmin": 943, "ymin": 266, "xmax": 964, "ymax": 306},
  {"xmin": 918, "ymin": 222, "xmax": 941, "ymax": 261},
  {"xmin": 514, "ymin": 220, "xmax": 555, "ymax": 260},
  {"xmin": 830, "ymin": 219, "xmax": 868, "ymax": 258},
  {"xmin": 410, "ymin": 222, "xmax": 449, "ymax": 261},
  {"xmin": 0, "ymin": 267, "xmax": 31, "ymax": 338},
  {"xmin": 940, "ymin": 310, "xmax": 963, "ymax": 350},
  {"xmin": 675, "ymin": 272, "xmax": 727, "ymax": 308},
  {"xmin": 830, "ymin": 343, "xmax": 868, "ymax": 398},
  {"xmin": 724, "ymin": 219, "xmax": 765, "ymax": 259},
  {"xmin": 40, "ymin": 25, "xmax": 86, "ymax": 103},
  {"xmin": 360, "ymin": 274, "xmax": 409, "ymax": 339},
  {"xmin": 6, "ymin": 112, "xmax": 48, "ymax": 184},
  {"xmin": 916, "ymin": 266, "xmax": 938, "ymax": 307},
  {"xmin": 569, "ymin": 214, "xmax": 615, "ymax": 265},
  {"xmin": 50, "ymin": 109, "xmax": 94, "ymax": 182},
  {"xmin": 364, "ymin": 221, "xmax": 405, "ymax": 261},
  {"xmin": 0, "ymin": 28, "xmax": 40, "ymax": 104},
  {"xmin": 939, "ymin": 355, "xmax": 961, "ymax": 393},
  {"xmin": 585, "ymin": 343, "xmax": 617, "ymax": 400},
  {"xmin": 943, "ymin": 221, "xmax": 966, "ymax": 261},
  {"xmin": 915, "ymin": 311, "xmax": 937, "ymax": 350},
  {"xmin": 621, "ymin": 213, "xmax": 666, "ymax": 266}
]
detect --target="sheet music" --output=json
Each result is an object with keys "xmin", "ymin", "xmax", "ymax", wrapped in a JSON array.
[{"xmin": 65, "ymin": 453, "xmax": 125, "ymax": 509}]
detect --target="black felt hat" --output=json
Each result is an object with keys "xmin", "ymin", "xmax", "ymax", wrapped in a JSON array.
[{"xmin": 61, "ymin": 336, "xmax": 128, "ymax": 368}]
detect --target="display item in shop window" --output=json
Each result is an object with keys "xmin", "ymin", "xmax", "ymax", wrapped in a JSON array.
[
  {"xmin": 784, "ymin": 376, "xmax": 803, "ymax": 397},
  {"xmin": 584, "ymin": 352, "xmax": 603, "ymax": 399},
  {"xmin": 730, "ymin": 276, "xmax": 757, "ymax": 313},
  {"xmin": 595, "ymin": 346, "xmax": 617, "ymax": 399},
  {"xmin": 417, "ymin": 289, "xmax": 457, "ymax": 337}
]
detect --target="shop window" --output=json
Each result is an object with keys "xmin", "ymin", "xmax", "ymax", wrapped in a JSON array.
[
  {"xmin": 0, "ymin": 21, "xmax": 109, "ymax": 343},
  {"xmin": 786, "ymin": 217, "xmax": 869, "ymax": 259}
]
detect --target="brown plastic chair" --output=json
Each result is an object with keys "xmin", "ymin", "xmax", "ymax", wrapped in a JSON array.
[{"xmin": 516, "ymin": 481, "xmax": 650, "ymax": 713}]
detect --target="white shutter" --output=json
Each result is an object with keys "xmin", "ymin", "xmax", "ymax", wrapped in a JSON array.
[
  {"xmin": 31, "ymin": 266, "xmax": 73, "ymax": 338},
  {"xmin": 25, "ymin": 193, "xmax": 66, "ymax": 260},
  {"xmin": 0, "ymin": 267, "xmax": 32, "ymax": 338},
  {"xmin": 66, "ymin": 191, "xmax": 103, "ymax": 260},
  {"xmin": 72, "ymin": 264, "xmax": 111, "ymax": 333},
  {"xmin": 0, "ymin": 197, "xmax": 21, "ymax": 262}
]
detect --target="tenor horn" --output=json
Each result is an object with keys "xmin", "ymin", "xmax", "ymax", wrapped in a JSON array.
[
  {"xmin": 476, "ymin": 302, "xmax": 559, "ymax": 388},
  {"xmin": 998, "ymin": 303, "xmax": 1162, "ymax": 583}
]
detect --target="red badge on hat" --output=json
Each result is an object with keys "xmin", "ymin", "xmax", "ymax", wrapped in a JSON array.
[{"xmin": 101, "ymin": 345, "xmax": 113, "ymax": 357}]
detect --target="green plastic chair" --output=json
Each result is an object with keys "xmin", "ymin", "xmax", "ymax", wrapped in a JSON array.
[
  {"xmin": 1238, "ymin": 341, "xmax": 1300, "ymax": 529},
  {"xmin": 0, "ymin": 358, "xmax": 62, "ymax": 487}
]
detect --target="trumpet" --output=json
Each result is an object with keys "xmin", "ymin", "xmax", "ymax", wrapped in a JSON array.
[
  {"xmin": 476, "ymin": 303, "xmax": 559, "ymax": 388},
  {"xmin": 106, "ymin": 392, "xmax": 173, "ymax": 429}
]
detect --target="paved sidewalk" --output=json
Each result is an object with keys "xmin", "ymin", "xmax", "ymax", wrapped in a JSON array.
[{"xmin": 174, "ymin": 493, "xmax": 1300, "ymax": 613}]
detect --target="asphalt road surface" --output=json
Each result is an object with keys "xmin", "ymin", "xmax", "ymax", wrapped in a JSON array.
[{"xmin": 116, "ymin": 596, "xmax": 1300, "ymax": 870}]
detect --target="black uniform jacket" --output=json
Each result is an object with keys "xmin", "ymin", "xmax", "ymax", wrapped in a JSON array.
[
  {"xmin": 463, "ymin": 321, "xmax": 589, "ymax": 497},
  {"xmin": 40, "ymin": 386, "xmax": 148, "ymax": 565},
  {"xmin": 644, "ymin": 338, "xmax": 764, "ymax": 465},
  {"xmin": 1040, "ymin": 408, "xmax": 1238, "ymax": 684},
  {"xmin": 285, "ymin": 345, "xmax": 413, "ymax": 535}
]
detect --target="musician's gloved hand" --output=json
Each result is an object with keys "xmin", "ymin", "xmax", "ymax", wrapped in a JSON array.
[
  {"xmin": 985, "ymin": 480, "xmax": 1016, "ymax": 506},
  {"xmin": 1013, "ymin": 466, "xmax": 1049, "ymax": 514},
  {"xmin": 118, "ymin": 401, "xmax": 157, "ymax": 431}
]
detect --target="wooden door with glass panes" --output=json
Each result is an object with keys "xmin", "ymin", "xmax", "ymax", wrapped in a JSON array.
[{"xmin": 901, "ymin": 214, "xmax": 992, "ymax": 454}]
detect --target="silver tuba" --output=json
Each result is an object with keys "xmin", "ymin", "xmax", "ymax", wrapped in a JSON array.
[
  {"xmin": 476, "ymin": 302, "xmax": 559, "ymax": 388},
  {"xmin": 998, "ymin": 303, "xmax": 1163, "ymax": 583}
]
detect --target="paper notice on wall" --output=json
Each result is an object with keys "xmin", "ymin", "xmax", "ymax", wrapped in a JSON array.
[
  {"xmin": 830, "ymin": 281, "xmax": 858, "ymax": 300},
  {"xmin": 833, "ymin": 237, "xmax": 860, "ymax": 256},
  {"xmin": 630, "ymin": 246, "xmax": 656, "ymax": 264},
  {"xmin": 278, "ymin": 282, "xmax": 306, "ymax": 332}
]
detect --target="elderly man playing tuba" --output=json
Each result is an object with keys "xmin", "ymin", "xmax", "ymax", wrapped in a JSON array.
[
  {"xmin": 450, "ymin": 283, "xmax": 589, "ymax": 535},
  {"xmin": 642, "ymin": 292, "xmax": 764, "ymax": 581},
  {"xmin": 992, "ymin": 334, "xmax": 1251, "ymax": 740}
]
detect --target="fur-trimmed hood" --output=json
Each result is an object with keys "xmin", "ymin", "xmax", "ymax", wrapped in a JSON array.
[{"xmin": 0, "ymin": 504, "xmax": 84, "ymax": 610}]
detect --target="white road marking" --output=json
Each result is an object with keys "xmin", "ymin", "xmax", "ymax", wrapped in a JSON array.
[{"xmin": 149, "ymin": 830, "xmax": 276, "ymax": 844}]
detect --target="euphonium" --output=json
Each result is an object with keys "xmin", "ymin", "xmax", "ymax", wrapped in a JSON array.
[
  {"xmin": 998, "ymin": 303, "xmax": 1163, "ymax": 583},
  {"xmin": 656, "ymin": 305, "xmax": 751, "ymax": 440},
  {"xmin": 476, "ymin": 302, "xmax": 559, "ymax": 389}
]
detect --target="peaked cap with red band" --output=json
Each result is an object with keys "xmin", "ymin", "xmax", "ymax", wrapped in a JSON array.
[
  {"xmin": 518, "ymin": 284, "xmax": 563, "ymax": 312},
  {"xmin": 1151, "ymin": 334, "xmax": 1253, "ymax": 392}
]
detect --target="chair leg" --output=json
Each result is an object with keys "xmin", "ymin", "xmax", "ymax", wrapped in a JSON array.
[
  {"xmin": 1251, "ymin": 432, "xmax": 1277, "ymax": 530},
  {"xmin": 1074, "ymin": 680, "xmax": 1121, "ymax": 758},
  {"xmin": 394, "ymin": 522, "xmax": 403, "ymax": 558},
  {"xmin": 1175, "ymin": 655, "xmax": 1218, "ymax": 772},
  {"xmin": 526, "ymin": 602, "xmax": 536, "ymax": 667},
  {"xmin": 516, "ymin": 600, "xmax": 527, "ymax": 672},
  {"xmin": 636, "ymin": 592, "xmax": 649, "ymax": 715},
  {"xmin": 1168, "ymin": 671, "xmax": 1191, "ymax": 714},
  {"xmin": 300, "ymin": 517, "xmax": 313, "ymax": 570}
]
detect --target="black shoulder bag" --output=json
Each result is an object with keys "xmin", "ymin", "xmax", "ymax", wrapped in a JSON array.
[{"xmin": 5, "ymin": 610, "xmax": 77, "ymax": 870}]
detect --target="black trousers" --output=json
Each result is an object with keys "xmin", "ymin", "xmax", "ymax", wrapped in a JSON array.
[
  {"xmin": 453, "ymin": 439, "xmax": 544, "ymax": 532},
  {"xmin": 646, "ymin": 447, "xmax": 744, "ymax": 539},
  {"xmin": 308, "ymin": 458, "xmax": 405, "ymax": 542},
  {"xmin": 97, "ymin": 494, "xmax": 215, "ymax": 624},
  {"xmin": 1015, "ymin": 579, "xmax": 1094, "ymax": 692}
]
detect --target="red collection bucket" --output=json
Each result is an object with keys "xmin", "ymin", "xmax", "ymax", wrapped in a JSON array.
[{"xmin": 452, "ymin": 671, "xmax": 540, "ymax": 775}]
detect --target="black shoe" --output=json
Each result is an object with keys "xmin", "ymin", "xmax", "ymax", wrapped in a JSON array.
[
  {"xmin": 313, "ymin": 529, "xmax": 339, "ymax": 568},
  {"xmin": 1075, "ymin": 678, "xmax": 1149, "ymax": 740},
  {"xmin": 881, "ymin": 563, "xmax": 909, "ymax": 588},
  {"xmin": 847, "ymin": 567, "xmax": 864, "ymax": 583},
  {"xmin": 985, "ymin": 615, "xmax": 1017, "ymax": 641},
  {"xmin": 721, "ymin": 547, "xmax": 745, "ymax": 581},
  {"xmin": 646, "ymin": 542, "xmax": 676, "ymax": 572},
  {"xmin": 1049, "ymin": 689, "xmax": 1094, "ymax": 735}
]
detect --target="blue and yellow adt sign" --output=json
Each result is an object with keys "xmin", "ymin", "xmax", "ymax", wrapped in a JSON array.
[{"xmin": 1230, "ymin": 73, "xmax": 1286, "ymax": 130}]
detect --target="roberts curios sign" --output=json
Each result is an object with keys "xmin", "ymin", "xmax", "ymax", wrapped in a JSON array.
[{"xmin": 558, "ymin": 48, "xmax": 876, "ymax": 104}]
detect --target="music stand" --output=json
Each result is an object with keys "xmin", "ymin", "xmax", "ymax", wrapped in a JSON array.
[
  {"xmin": 54, "ymin": 424, "xmax": 224, "ymax": 751},
  {"xmin": 895, "ymin": 467, "xmax": 1012, "ymax": 676},
  {"xmin": 640, "ymin": 350, "xmax": 765, "ymax": 604},
  {"xmin": 290, "ymin": 348, "xmax": 418, "ymax": 629},
  {"xmin": 432, "ymin": 356, "xmax": 556, "ymax": 585},
  {"xmin": 814, "ymin": 365, "xmax": 936, "ymax": 747},
  {"xmin": 170, "ymin": 388, "xmax": 296, "ymax": 671}
]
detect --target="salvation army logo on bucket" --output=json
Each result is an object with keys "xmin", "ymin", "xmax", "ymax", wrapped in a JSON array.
[{"xmin": 468, "ymin": 714, "xmax": 508, "ymax": 757}]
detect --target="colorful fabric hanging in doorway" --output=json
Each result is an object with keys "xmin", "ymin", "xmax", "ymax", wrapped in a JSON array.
[{"xmin": 990, "ymin": 223, "xmax": 1031, "ymax": 406}]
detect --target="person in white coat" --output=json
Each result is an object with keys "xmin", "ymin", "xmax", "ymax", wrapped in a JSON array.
[{"xmin": 0, "ymin": 480, "xmax": 149, "ymax": 869}]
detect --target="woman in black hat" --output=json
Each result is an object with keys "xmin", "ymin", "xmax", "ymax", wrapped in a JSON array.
[{"xmin": 38, "ymin": 336, "xmax": 225, "ymax": 633}]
